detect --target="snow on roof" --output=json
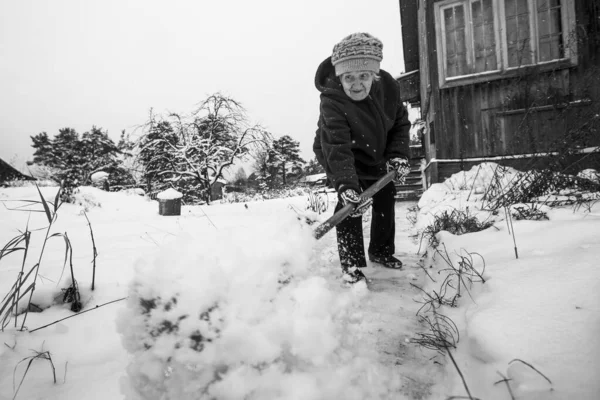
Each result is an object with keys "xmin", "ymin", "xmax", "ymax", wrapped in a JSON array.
[
  {"xmin": 91, "ymin": 171, "xmax": 109, "ymax": 182},
  {"xmin": 157, "ymin": 188, "xmax": 183, "ymax": 200},
  {"xmin": 304, "ymin": 173, "xmax": 327, "ymax": 183}
]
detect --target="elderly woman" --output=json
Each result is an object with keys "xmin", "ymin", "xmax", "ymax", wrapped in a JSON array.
[{"xmin": 313, "ymin": 32, "xmax": 411, "ymax": 285}]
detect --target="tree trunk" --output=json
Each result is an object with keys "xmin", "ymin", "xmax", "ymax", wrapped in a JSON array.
[
  {"xmin": 282, "ymin": 162, "xmax": 287, "ymax": 185},
  {"xmin": 205, "ymin": 169, "xmax": 211, "ymax": 205}
]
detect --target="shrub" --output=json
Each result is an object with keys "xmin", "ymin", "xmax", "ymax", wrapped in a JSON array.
[
  {"xmin": 422, "ymin": 208, "xmax": 494, "ymax": 248},
  {"xmin": 305, "ymin": 191, "xmax": 330, "ymax": 214}
]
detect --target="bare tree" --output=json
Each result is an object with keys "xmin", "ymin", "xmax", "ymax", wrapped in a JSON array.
[{"xmin": 139, "ymin": 93, "xmax": 271, "ymax": 203}]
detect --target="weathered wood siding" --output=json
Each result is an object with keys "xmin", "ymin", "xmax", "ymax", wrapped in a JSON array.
[
  {"xmin": 425, "ymin": 0, "xmax": 600, "ymax": 161},
  {"xmin": 399, "ymin": 0, "xmax": 420, "ymax": 72}
]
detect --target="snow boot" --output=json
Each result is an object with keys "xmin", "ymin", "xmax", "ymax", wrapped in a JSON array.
[
  {"xmin": 368, "ymin": 253, "xmax": 403, "ymax": 269},
  {"xmin": 342, "ymin": 266, "xmax": 367, "ymax": 285}
]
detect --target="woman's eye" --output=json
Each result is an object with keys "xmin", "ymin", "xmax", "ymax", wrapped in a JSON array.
[{"xmin": 360, "ymin": 73, "xmax": 369, "ymax": 80}]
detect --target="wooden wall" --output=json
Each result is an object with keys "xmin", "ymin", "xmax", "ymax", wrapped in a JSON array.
[
  {"xmin": 435, "ymin": 70, "xmax": 600, "ymax": 159},
  {"xmin": 423, "ymin": 0, "xmax": 600, "ymax": 162},
  {"xmin": 399, "ymin": 0, "xmax": 420, "ymax": 72}
]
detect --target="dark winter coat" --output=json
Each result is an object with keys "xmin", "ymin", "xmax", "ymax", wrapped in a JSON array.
[{"xmin": 313, "ymin": 57, "xmax": 411, "ymax": 193}]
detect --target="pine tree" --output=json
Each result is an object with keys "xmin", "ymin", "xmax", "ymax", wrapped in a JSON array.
[
  {"xmin": 252, "ymin": 145, "xmax": 280, "ymax": 189},
  {"xmin": 28, "ymin": 127, "xmax": 124, "ymax": 201},
  {"xmin": 137, "ymin": 119, "xmax": 179, "ymax": 194},
  {"xmin": 271, "ymin": 135, "xmax": 305, "ymax": 185},
  {"xmin": 30, "ymin": 132, "xmax": 53, "ymax": 165},
  {"xmin": 304, "ymin": 157, "xmax": 325, "ymax": 175}
]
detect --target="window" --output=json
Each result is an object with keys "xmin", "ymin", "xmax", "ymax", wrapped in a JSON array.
[
  {"xmin": 439, "ymin": 0, "xmax": 499, "ymax": 78},
  {"xmin": 435, "ymin": 0, "xmax": 577, "ymax": 87}
]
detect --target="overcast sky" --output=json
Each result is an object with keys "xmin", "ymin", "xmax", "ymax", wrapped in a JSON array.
[{"xmin": 0, "ymin": 0, "xmax": 405, "ymax": 171}]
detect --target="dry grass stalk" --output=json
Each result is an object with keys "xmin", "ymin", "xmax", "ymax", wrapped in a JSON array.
[
  {"xmin": 509, "ymin": 359, "xmax": 552, "ymax": 385},
  {"xmin": 505, "ymin": 207, "xmax": 519, "ymax": 259},
  {"xmin": 29, "ymin": 297, "xmax": 126, "ymax": 333},
  {"xmin": 0, "ymin": 228, "xmax": 32, "ymax": 330},
  {"xmin": 12, "ymin": 348, "xmax": 56, "ymax": 400},
  {"xmin": 412, "ymin": 246, "xmax": 487, "ymax": 314},
  {"xmin": 83, "ymin": 211, "xmax": 98, "ymax": 290},
  {"xmin": 494, "ymin": 372, "xmax": 516, "ymax": 400},
  {"xmin": 1, "ymin": 183, "xmax": 95, "ymax": 330},
  {"xmin": 411, "ymin": 312, "xmax": 459, "ymax": 355}
]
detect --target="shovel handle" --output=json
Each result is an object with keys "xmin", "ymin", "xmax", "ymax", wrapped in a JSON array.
[{"xmin": 313, "ymin": 170, "xmax": 396, "ymax": 240}]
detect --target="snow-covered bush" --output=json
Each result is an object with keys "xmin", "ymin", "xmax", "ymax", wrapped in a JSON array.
[
  {"xmin": 117, "ymin": 213, "xmax": 401, "ymax": 400},
  {"xmin": 509, "ymin": 203, "xmax": 550, "ymax": 221},
  {"xmin": 420, "ymin": 208, "xmax": 495, "ymax": 248},
  {"xmin": 70, "ymin": 188, "xmax": 102, "ymax": 211}
]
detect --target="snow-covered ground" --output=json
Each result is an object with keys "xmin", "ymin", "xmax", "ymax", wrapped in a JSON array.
[{"xmin": 0, "ymin": 163, "xmax": 599, "ymax": 399}]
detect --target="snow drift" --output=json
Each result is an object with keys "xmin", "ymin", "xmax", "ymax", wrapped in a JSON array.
[{"xmin": 117, "ymin": 212, "xmax": 402, "ymax": 400}]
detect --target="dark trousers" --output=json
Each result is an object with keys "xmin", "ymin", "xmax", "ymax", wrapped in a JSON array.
[{"xmin": 335, "ymin": 180, "xmax": 396, "ymax": 269}]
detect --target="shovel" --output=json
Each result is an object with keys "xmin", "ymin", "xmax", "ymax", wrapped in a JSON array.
[{"xmin": 313, "ymin": 170, "xmax": 397, "ymax": 240}]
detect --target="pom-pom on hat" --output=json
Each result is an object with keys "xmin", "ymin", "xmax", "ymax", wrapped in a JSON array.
[{"xmin": 331, "ymin": 32, "xmax": 383, "ymax": 76}]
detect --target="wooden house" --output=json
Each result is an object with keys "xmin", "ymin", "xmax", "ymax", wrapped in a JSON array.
[{"xmin": 398, "ymin": 0, "xmax": 600, "ymax": 186}]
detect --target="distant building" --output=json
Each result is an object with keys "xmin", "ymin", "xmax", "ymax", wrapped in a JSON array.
[
  {"xmin": 299, "ymin": 173, "xmax": 328, "ymax": 187},
  {"xmin": 0, "ymin": 158, "xmax": 35, "ymax": 184}
]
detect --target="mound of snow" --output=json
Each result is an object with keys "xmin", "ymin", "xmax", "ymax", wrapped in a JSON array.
[
  {"xmin": 91, "ymin": 171, "xmax": 109, "ymax": 183},
  {"xmin": 117, "ymin": 213, "xmax": 401, "ymax": 399},
  {"xmin": 157, "ymin": 188, "xmax": 183, "ymax": 200}
]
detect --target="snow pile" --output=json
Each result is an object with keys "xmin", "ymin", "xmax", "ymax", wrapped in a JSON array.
[
  {"xmin": 578, "ymin": 168, "xmax": 600, "ymax": 183},
  {"xmin": 416, "ymin": 163, "xmax": 518, "ymax": 232},
  {"xmin": 117, "ymin": 212, "xmax": 400, "ymax": 400},
  {"xmin": 69, "ymin": 186, "xmax": 155, "ymax": 214},
  {"xmin": 91, "ymin": 171, "xmax": 109, "ymax": 183},
  {"xmin": 416, "ymin": 162, "xmax": 600, "ymax": 232},
  {"xmin": 157, "ymin": 188, "xmax": 183, "ymax": 200},
  {"xmin": 415, "ymin": 163, "xmax": 600, "ymax": 399}
]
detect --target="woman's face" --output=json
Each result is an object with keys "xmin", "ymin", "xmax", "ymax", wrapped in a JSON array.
[{"xmin": 340, "ymin": 71, "xmax": 374, "ymax": 101}]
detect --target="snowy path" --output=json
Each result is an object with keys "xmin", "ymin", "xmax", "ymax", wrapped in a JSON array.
[
  {"xmin": 312, "ymin": 201, "xmax": 441, "ymax": 399},
  {"xmin": 0, "ymin": 189, "xmax": 443, "ymax": 400}
]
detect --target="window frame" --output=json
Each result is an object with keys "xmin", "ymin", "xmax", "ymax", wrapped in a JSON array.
[{"xmin": 434, "ymin": 0, "xmax": 578, "ymax": 88}]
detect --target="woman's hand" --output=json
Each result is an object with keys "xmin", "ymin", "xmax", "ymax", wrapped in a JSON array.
[
  {"xmin": 386, "ymin": 157, "xmax": 411, "ymax": 184},
  {"xmin": 340, "ymin": 188, "xmax": 373, "ymax": 217}
]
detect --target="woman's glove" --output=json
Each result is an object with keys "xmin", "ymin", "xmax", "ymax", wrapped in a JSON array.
[
  {"xmin": 340, "ymin": 188, "xmax": 373, "ymax": 217},
  {"xmin": 386, "ymin": 157, "xmax": 411, "ymax": 184}
]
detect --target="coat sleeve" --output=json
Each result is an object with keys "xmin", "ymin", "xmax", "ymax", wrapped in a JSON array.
[
  {"xmin": 312, "ymin": 124, "xmax": 325, "ymax": 168},
  {"xmin": 384, "ymin": 83, "xmax": 412, "ymax": 161},
  {"xmin": 318, "ymin": 98, "xmax": 360, "ymax": 193}
]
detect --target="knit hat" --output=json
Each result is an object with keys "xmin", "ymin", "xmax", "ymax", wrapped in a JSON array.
[{"xmin": 331, "ymin": 32, "xmax": 383, "ymax": 76}]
